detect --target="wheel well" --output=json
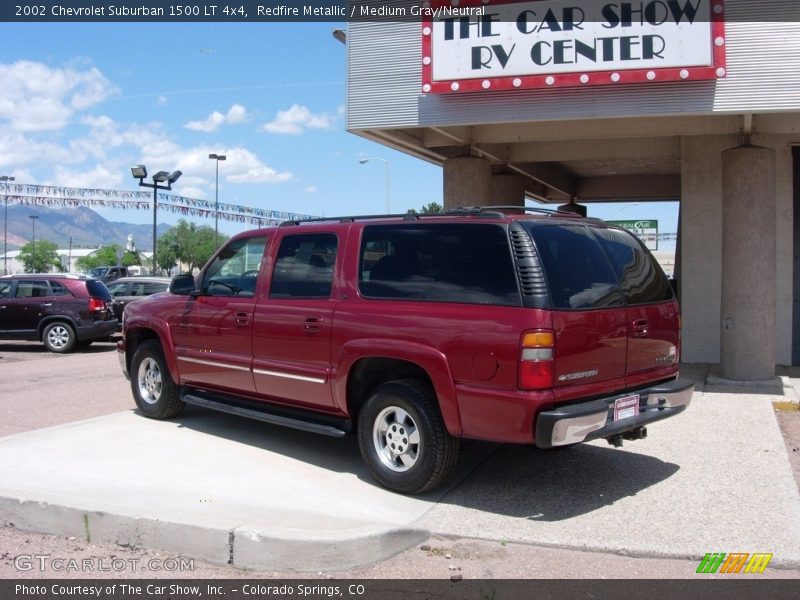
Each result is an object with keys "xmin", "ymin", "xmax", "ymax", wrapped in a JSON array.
[
  {"xmin": 125, "ymin": 328, "xmax": 161, "ymax": 373},
  {"xmin": 38, "ymin": 317, "xmax": 77, "ymax": 340},
  {"xmin": 347, "ymin": 357, "xmax": 434, "ymax": 420}
]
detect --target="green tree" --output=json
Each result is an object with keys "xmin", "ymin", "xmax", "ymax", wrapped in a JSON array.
[
  {"xmin": 157, "ymin": 220, "xmax": 226, "ymax": 274},
  {"xmin": 407, "ymin": 201, "xmax": 443, "ymax": 215},
  {"xmin": 18, "ymin": 240, "xmax": 62, "ymax": 273},
  {"xmin": 76, "ymin": 245, "xmax": 141, "ymax": 272}
]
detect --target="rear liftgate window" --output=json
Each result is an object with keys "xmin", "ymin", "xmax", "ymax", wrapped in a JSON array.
[
  {"xmin": 524, "ymin": 224, "xmax": 623, "ymax": 310},
  {"xmin": 359, "ymin": 223, "xmax": 521, "ymax": 306}
]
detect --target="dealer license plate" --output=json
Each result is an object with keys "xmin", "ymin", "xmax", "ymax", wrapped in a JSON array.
[{"xmin": 614, "ymin": 395, "xmax": 640, "ymax": 421}]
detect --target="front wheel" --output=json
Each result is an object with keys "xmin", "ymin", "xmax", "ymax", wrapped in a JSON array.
[
  {"xmin": 130, "ymin": 340, "xmax": 184, "ymax": 419},
  {"xmin": 358, "ymin": 380, "xmax": 459, "ymax": 494}
]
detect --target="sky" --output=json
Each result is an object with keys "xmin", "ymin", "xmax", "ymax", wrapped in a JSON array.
[{"xmin": 0, "ymin": 21, "xmax": 677, "ymax": 246}]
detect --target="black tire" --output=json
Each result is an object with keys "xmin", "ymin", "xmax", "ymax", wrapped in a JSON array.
[
  {"xmin": 42, "ymin": 322, "xmax": 77, "ymax": 353},
  {"xmin": 358, "ymin": 379, "xmax": 459, "ymax": 494},
  {"xmin": 130, "ymin": 340, "xmax": 185, "ymax": 419}
]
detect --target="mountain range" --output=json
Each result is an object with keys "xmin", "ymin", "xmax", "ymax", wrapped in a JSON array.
[{"xmin": 2, "ymin": 204, "xmax": 171, "ymax": 252}]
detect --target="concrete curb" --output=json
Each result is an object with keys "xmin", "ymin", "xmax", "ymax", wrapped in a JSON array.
[{"xmin": 0, "ymin": 495, "xmax": 429, "ymax": 571}]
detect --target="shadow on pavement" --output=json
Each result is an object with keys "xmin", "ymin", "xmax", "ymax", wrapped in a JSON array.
[
  {"xmin": 159, "ymin": 404, "xmax": 678, "ymax": 517},
  {"xmin": 436, "ymin": 442, "xmax": 680, "ymax": 520}
]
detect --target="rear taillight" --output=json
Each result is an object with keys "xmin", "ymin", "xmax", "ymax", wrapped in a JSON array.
[
  {"xmin": 88, "ymin": 298, "xmax": 106, "ymax": 311},
  {"xmin": 519, "ymin": 330, "xmax": 555, "ymax": 390}
]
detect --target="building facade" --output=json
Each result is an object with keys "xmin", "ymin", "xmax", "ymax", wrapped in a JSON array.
[{"xmin": 346, "ymin": 0, "xmax": 800, "ymax": 379}]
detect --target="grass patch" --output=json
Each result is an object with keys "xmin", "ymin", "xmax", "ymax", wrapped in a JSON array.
[{"xmin": 773, "ymin": 401, "xmax": 800, "ymax": 412}]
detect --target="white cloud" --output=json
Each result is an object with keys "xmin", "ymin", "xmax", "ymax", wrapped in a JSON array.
[
  {"xmin": 136, "ymin": 144, "xmax": 292, "ymax": 186},
  {"xmin": 0, "ymin": 60, "xmax": 117, "ymax": 131},
  {"xmin": 304, "ymin": 186, "xmax": 317, "ymax": 193},
  {"xmin": 261, "ymin": 104, "xmax": 334, "ymax": 135},
  {"xmin": 0, "ymin": 130, "xmax": 78, "ymax": 169},
  {"xmin": 156, "ymin": 95, "xmax": 168, "ymax": 106},
  {"xmin": 178, "ymin": 186, "xmax": 207, "ymax": 199},
  {"xmin": 184, "ymin": 103, "xmax": 247, "ymax": 132},
  {"xmin": 51, "ymin": 164, "xmax": 125, "ymax": 188}
]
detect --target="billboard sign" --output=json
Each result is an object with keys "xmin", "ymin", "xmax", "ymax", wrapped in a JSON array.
[
  {"xmin": 422, "ymin": 0, "xmax": 726, "ymax": 93},
  {"xmin": 608, "ymin": 219, "xmax": 659, "ymax": 250}
]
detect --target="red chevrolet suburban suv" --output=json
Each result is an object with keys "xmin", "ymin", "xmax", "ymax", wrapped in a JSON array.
[{"xmin": 118, "ymin": 208, "xmax": 692, "ymax": 494}]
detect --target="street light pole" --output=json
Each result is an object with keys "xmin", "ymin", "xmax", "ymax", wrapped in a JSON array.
[
  {"xmin": 131, "ymin": 165, "xmax": 182, "ymax": 275},
  {"xmin": 209, "ymin": 153, "xmax": 226, "ymax": 245},
  {"xmin": 358, "ymin": 158, "xmax": 390, "ymax": 213},
  {"xmin": 1, "ymin": 175, "xmax": 15, "ymax": 275},
  {"xmin": 29, "ymin": 215, "xmax": 39, "ymax": 273}
]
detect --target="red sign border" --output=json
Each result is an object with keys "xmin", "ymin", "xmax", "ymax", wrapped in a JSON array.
[{"xmin": 421, "ymin": 0, "xmax": 727, "ymax": 94}]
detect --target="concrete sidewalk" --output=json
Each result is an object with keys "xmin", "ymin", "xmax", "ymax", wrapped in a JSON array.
[
  {"xmin": 1, "ymin": 363, "xmax": 799, "ymax": 571},
  {"xmin": 419, "ymin": 364, "xmax": 800, "ymax": 567}
]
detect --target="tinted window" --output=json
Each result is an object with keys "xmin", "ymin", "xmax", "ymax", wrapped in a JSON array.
[
  {"xmin": 270, "ymin": 234, "xmax": 337, "ymax": 299},
  {"xmin": 592, "ymin": 227, "xmax": 673, "ymax": 305},
  {"xmin": 106, "ymin": 282, "xmax": 129, "ymax": 296},
  {"xmin": 143, "ymin": 282, "xmax": 168, "ymax": 295},
  {"xmin": 86, "ymin": 279, "xmax": 112, "ymax": 301},
  {"xmin": 14, "ymin": 280, "xmax": 50, "ymax": 298},
  {"xmin": 48, "ymin": 280, "xmax": 72, "ymax": 296},
  {"xmin": 89, "ymin": 267, "xmax": 108, "ymax": 278},
  {"xmin": 203, "ymin": 236, "xmax": 268, "ymax": 296},
  {"xmin": 526, "ymin": 225, "xmax": 623, "ymax": 310},
  {"xmin": 0, "ymin": 281, "xmax": 11, "ymax": 299},
  {"xmin": 359, "ymin": 224, "xmax": 520, "ymax": 306}
]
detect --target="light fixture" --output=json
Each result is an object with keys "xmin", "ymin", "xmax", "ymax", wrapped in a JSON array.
[
  {"xmin": 131, "ymin": 165, "xmax": 181, "ymax": 275},
  {"xmin": 1, "ymin": 175, "xmax": 15, "ymax": 275},
  {"xmin": 209, "ymin": 154, "xmax": 226, "ymax": 246}
]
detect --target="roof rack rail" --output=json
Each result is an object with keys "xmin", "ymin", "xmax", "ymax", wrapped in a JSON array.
[
  {"xmin": 280, "ymin": 213, "xmax": 418, "ymax": 226},
  {"xmin": 443, "ymin": 205, "xmax": 581, "ymax": 218},
  {"xmin": 278, "ymin": 205, "xmax": 584, "ymax": 227}
]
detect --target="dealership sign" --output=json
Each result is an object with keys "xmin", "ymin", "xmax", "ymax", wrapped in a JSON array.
[
  {"xmin": 421, "ymin": 0, "xmax": 726, "ymax": 93},
  {"xmin": 608, "ymin": 219, "xmax": 659, "ymax": 250}
]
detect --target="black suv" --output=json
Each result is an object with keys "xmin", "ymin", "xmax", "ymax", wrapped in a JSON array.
[
  {"xmin": 88, "ymin": 266, "xmax": 130, "ymax": 284},
  {"xmin": 0, "ymin": 274, "xmax": 118, "ymax": 352}
]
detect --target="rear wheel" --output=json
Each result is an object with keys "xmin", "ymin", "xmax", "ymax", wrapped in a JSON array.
[
  {"xmin": 358, "ymin": 380, "xmax": 459, "ymax": 494},
  {"xmin": 42, "ymin": 322, "xmax": 76, "ymax": 353},
  {"xmin": 130, "ymin": 340, "xmax": 184, "ymax": 419}
]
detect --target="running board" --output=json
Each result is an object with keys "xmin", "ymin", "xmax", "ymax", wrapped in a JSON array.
[{"xmin": 181, "ymin": 391, "xmax": 350, "ymax": 438}]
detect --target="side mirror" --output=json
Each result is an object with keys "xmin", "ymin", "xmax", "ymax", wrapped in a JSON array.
[{"xmin": 170, "ymin": 274, "xmax": 196, "ymax": 296}]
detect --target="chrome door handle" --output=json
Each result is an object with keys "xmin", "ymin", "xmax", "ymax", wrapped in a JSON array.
[
  {"xmin": 303, "ymin": 317, "xmax": 323, "ymax": 332},
  {"xmin": 632, "ymin": 319, "xmax": 649, "ymax": 337},
  {"xmin": 40, "ymin": 303, "xmax": 52, "ymax": 307}
]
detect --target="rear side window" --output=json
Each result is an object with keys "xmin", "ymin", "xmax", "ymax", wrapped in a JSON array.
[
  {"xmin": 270, "ymin": 233, "xmax": 338, "ymax": 299},
  {"xmin": 0, "ymin": 281, "xmax": 11, "ymax": 299},
  {"xmin": 526, "ymin": 225, "xmax": 623, "ymax": 310},
  {"xmin": 592, "ymin": 227, "xmax": 673, "ymax": 305},
  {"xmin": 85, "ymin": 279, "xmax": 112, "ymax": 301},
  {"xmin": 359, "ymin": 224, "xmax": 520, "ymax": 306},
  {"xmin": 48, "ymin": 280, "xmax": 72, "ymax": 296},
  {"xmin": 143, "ymin": 282, "xmax": 168, "ymax": 295}
]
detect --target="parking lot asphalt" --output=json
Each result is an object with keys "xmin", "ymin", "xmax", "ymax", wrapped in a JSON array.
[{"xmin": 1, "ymin": 344, "xmax": 799, "ymax": 573}]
